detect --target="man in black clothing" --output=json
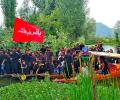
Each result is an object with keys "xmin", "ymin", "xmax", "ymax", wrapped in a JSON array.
[
  {"xmin": 40, "ymin": 45, "xmax": 46, "ymax": 54},
  {"xmin": 10, "ymin": 49, "xmax": 20, "ymax": 74},
  {"xmin": 73, "ymin": 54, "xmax": 80, "ymax": 74},
  {"xmin": 64, "ymin": 49, "xmax": 73, "ymax": 78},
  {"xmin": 97, "ymin": 43, "xmax": 104, "ymax": 52},
  {"xmin": 22, "ymin": 50, "xmax": 32, "ymax": 74},
  {"xmin": 45, "ymin": 47, "xmax": 53, "ymax": 73},
  {"xmin": 100, "ymin": 56, "xmax": 109, "ymax": 74},
  {"xmin": 4, "ymin": 52, "xmax": 11, "ymax": 74},
  {"xmin": 0, "ymin": 50, "xmax": 6, "ymax": 74},
  {"xmin": 79, "ymin": 43, "xmax": 85, "ymax": 51},
  {"xmin": 56, "ymin": 48, "xmax": 60, "ymax": 58},
  {"xmin": 117, "ymin": 47, "xmax": 120, "ymax": 54}
]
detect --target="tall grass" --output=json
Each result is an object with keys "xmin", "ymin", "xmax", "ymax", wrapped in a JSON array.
[{"xmin": 0, "ymin": 76, "xmax": 120, "ymax": 100}]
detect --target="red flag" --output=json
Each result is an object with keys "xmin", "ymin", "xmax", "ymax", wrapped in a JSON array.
[{"xmin": 13, "ymin": 17, "xmax": 44, "ymax": 42}]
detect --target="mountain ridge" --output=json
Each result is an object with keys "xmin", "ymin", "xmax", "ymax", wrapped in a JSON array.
[{"xmin": 96, "ymin": 22, "xmax": 113, "ymax": 38}]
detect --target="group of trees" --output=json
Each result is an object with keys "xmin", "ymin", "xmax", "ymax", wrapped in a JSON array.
[
  {"xmin": 0, "ymin": 0, "xmax": 16, "ymax": 28},
  {"xmin": 0, "ymin": 0, "xmax": 96, "ymax": 37},
  {"xmin": 0, "ymin": 0, "xmax": 120, "ymax": 46}
]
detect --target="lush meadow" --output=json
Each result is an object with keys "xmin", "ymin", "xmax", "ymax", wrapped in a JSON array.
[{"xmin": 0, "ymin": 76, "xmax": 120, "ymax": 100}]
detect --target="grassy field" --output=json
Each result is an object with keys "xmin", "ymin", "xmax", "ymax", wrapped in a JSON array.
[{"xmin": 0, "ymin": 76, "xmax": 120, "ymax": 100}]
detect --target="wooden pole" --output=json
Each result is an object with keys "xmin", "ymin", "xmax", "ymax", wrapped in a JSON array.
[
  {"xmin": 72, "ymin": 64, "xmax": 74, "ymax": 77},
  {"xmin": 89, "ymin": 54, "xmax": 96, "ymax": 100}
]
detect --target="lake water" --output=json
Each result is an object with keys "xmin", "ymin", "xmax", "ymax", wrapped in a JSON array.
[{"xmin": 103, "ymin": 45, "xmax": 116, "ymax": 53}]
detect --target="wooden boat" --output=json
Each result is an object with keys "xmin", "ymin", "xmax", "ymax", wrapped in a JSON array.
[
  {"xmin": 89, "ymin": 51, "xmax": 120, "ymax": 58},
  {"xmin": 89, "ymin": 51, "xmax": 120, "ymax": 81},
  {"xmin": 50, "ymin": 74, "xmax": 65, "ymax": 79},
  {"xmin": 95, "ymin": 63, "xmax": 120, "ymax": 80}
]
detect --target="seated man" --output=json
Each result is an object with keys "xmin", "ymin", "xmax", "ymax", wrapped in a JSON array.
[
  {"xmin": 96, "ymin": 57, "xmax": 108, "ymax": 75},
  {"xmin": 53, "ymin": 60, "xmax": 61, "ymax": 74},
  {"xmin": 21, "ymin": 60, "xmax": 29, "ymax": 74}
]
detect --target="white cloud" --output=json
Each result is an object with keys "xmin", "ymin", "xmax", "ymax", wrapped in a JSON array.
[{"xmin": 89, "ymin": 0, "xmax": 120, "ymax": 28}]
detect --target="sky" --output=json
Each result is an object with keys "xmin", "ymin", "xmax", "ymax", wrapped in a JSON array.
[
  {"xmin": 88, "ymin": 0, "xmax": 120, "ymax": 28},
  {"xmin": 0, "ymin": 0, "xmax": 120, "ymax": 28}
]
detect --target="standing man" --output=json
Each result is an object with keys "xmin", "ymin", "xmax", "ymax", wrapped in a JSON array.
[
  {"xmin": 45, "ymin": 47, "xmax": 53, "ymax": 73},
  {"xmin": 0, "ymin": 50, "xmax": 6, "ymax": 75},
  {"xmin": 40, "ymin": 45, "xmax": 46, "ymax": 54},
  {"xmin": 10, "ymin": 48, "xmax": 20, "ymax": 74},
  {"xmin": 64, "ymin": 49, "xmax": 73, "ymax": 78},
  {"xmin": 22, "ymin": 50, "xmax": 32, "ymax": 74},
  {"xmin": 4, "ymin": 51, "xmax": 11, "ymax": 74}
]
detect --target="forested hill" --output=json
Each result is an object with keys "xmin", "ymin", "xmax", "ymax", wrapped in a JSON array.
[{"xmin": 96, "ymin": 23, "xmax": 113, "ymax": 38}]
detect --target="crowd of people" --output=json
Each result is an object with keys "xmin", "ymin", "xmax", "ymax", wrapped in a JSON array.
[
  {"xmin": 0, "ymin": 43, "xmax": 120, "ymax": 78},
  {"xmin": 0, "ymin": 44, "xmax": 85, "ymax": 78}
]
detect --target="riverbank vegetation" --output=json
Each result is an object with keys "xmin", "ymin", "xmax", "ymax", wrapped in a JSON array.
[{"xmin": 0, "ymin": 76, "xmax": 120, "ymax": 100}]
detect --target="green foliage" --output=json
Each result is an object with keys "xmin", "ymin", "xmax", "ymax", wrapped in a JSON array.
[
  {"xmin": 18, "ymin": 0, "xmax": 34, "ymax": 21},
  {"xmin": 45, "ymin": 32, "xmax": 69, "ymax": 53},
  {"xmin": 0, "ymin": 0, "xmax": 95, "ymax": 44},
  {"xmin": 30, "ymin": 0, "xmax": 91, "ymax": 42},
  {"xmin": 78, "ymin": 36, "xmax": 85, "ymax": 44},
  {"xmin": 32, "ymin": 0, "xmax": 56, "ymax": 15},
  {"xmin": 0, "ymin": 29, "xmax": 69, "ymax": 53},
  {"xmin": 56, "ymin": 0, "xmax": 88, "ymax": 39},
  {"xmin": 0, "ymin": 0, "xmax": 17, "ymax": 28},
  {"xmin": 0, "ymin": 0, "xmax": 95, "ymax": 48},
  {"xmin": 0, "ymin": 29, "xmax": 14, "ymax": 48},
  {"xmin": 32, "ymin": 0, "xmax": 45, "ymax": 12},
  {"xmin": 0, "ymin": 28, "xmax": 118, "ymax": 52},
  {"xmin": 83, "ymin": 18, "xmax": 96, "ymax": 43},
  {"xmin": 114, "ymin": 21, "xmax": 120, "ymax": 43},
  {"xmin": 0, "ymin": 77, "xmax": 120, "ymax": 100},
  {"xmin": 18, "ymin": 0, "xmax": 94, "ymax": 45}
]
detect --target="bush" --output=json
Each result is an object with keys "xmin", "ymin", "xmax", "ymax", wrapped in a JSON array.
[
  {"xmin": 0, "ymin": 77, "xmax": 93, "ymax": 100},
  {"xmin": 0, "ymin": 29, "xmax": 71, "ymax": 53}
]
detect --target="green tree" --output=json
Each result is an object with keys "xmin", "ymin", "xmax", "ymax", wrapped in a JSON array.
[
  {"xmin": 18, "ymin": 0, "xmax": 33, "ymax": 21},
  {"xmin": 30, "ymin": 0, "xmax": 89, "ymax": 43},
  {"xmin": 32, "ymin": 0, "xmax": 56, "ymax": 15},
  {"xmin": 56, "ymin": 0, "xmax": 88, "ymax": 39},
  {"xmin": 28, "ymin": 8, "xmax": 63, "ymax": 36},
  {"xmin": 32, "ymin": 0, "xmax": 45, "ymax": 12},
  {"xmin": 1, "ymin": 0, "xmax": 17, "ymax": 28},
  {"xmin": 114, "ymin": 21, "xmax": 120, "ymax": 43},
  {"xmin": 84, "ymin": 17, "xmax": 96, "ymax": 43}
]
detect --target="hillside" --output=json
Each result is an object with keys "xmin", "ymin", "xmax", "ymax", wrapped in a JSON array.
[{"xmin": 96, "ymin": 23, "xmax": 113, "ymax": 38}]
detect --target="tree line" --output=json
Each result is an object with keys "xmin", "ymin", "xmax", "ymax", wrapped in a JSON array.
[{"xmin": 0, "ymin": 0, "xmax": 119, "ymax": 47}]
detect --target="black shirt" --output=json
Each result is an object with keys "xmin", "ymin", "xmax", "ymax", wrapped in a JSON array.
[
  {"xmin": 64, "ymin": 54, "xmax": 73, "ymax": 65},
  {"xmin": 40, "ymin": 48, "xmax": 46, "ymax": 54}
]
